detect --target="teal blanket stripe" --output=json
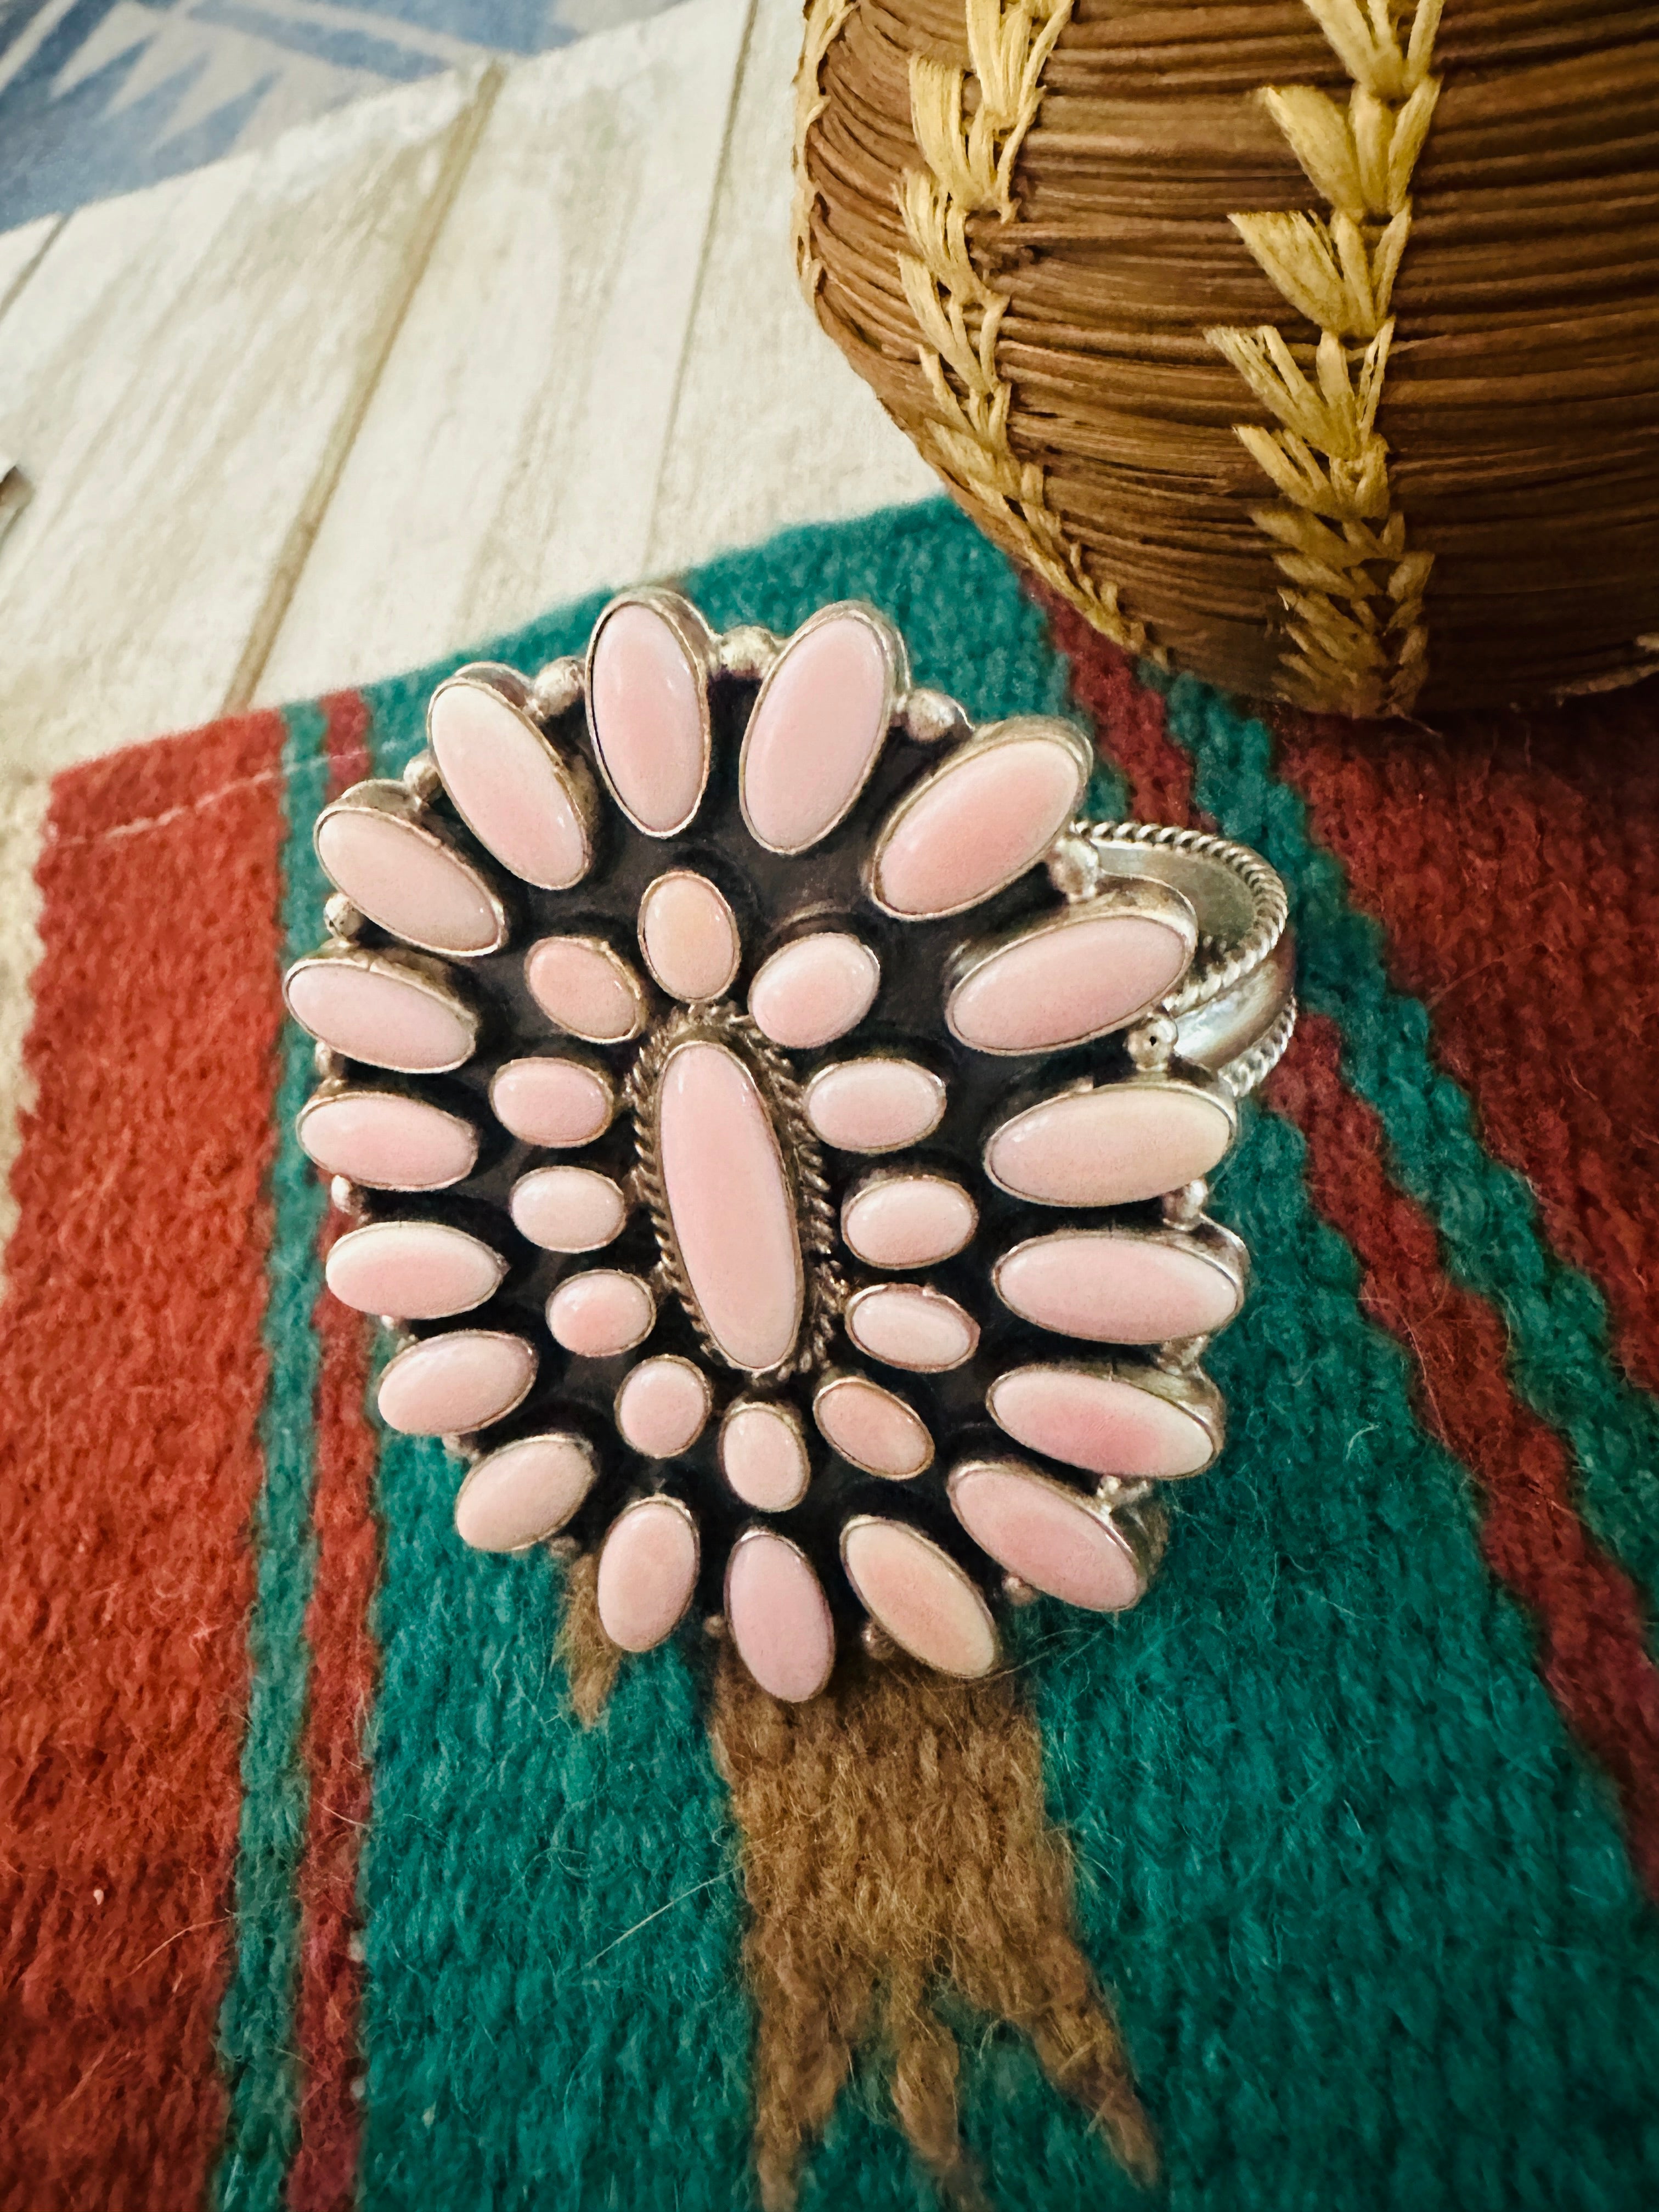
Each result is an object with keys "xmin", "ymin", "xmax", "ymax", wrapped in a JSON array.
[
  {"xmin": 211, "ymin": 706, "xmax": 331, "ymax": 2211},
  {"xmin": 1148, "ymin": 667, "xmax": 1659, "ymax": 1618}
]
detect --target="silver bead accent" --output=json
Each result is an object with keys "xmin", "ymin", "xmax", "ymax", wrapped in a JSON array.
[{"xmin": 528, "ymin": 656, "xmax": 584, "ymax": 720}]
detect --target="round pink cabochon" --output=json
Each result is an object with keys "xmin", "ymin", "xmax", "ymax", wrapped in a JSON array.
[
  {"xmin": 428, "ymin": 681, "xmax": 589, "ymax": 890},
  {"xmin": 989, "ymin": 1365, "xmax": 1215, "ymax": 1479},
  {"xmin": 841, "ymin": 1520, "xmax": 997, "ymax": 1677},
  {"xmin": 874, "ymin": 733, "xmax": 1085, "ymax": 917},
  {"xmin": 526, "ymin": 938, "xmax": 643, "ymax": 1042},
  {"xmin": 616, "ymin": 1357, "xmax": 710, "ymax": 1458},
  {"xmin": 639, "ymin": 872, "xmax": 739, "ymax": 1000},
  {"xmin": 590, "ymin": 602, "xmax": 707, "ymax": 832},
  {"xmin": 298, "ymin": 1092, "xmax": 477, "ymax": 1190},
  {"xmin": 846, "ymin": 1285, "xmax": 978, "ymax": 1371},
  {"xmin": 547, "ymin": 1271, "xmax": 655, "ymax": 1357},
  {"xmin": 727, "ymin": 1534, "xmax": 836, "ymax": 1701},
  {"xmin": 950, "ymin": 1463, "xmax": 1143, "ymax": 1611},
  {"xmin": 455, "ymin": 1434, "xmax": 597, "ymax": 1550},
  {"xmin": 815, "ymin": 1376, "xmax": 932, "ymax": 1477},
  {"xmin": 376, "ymin": 1331, "xmax": 536, "ymax": 1436},
  {"xmin": 841, "ymin": 1176, "xmax": 975, "ymax": 1268},
  {"xmin": 596, "ymin": 1498, "xmax": 699, "ymax": 1650},
  {"xmin": 948, "ymin": 911, "xmax": 1191, "ymax": 1054},
  {"xmin": 720, "ymin": 1402, "xmax": 810, "ymax": 1510},
  {"xmin": 805, "ymin": 1058, "xmax": 945, "ymax": 1153},
  {"xmin": 510, "ymin": 1165, "xmax": 626, "ymax": 1252},
  {"xmin": 749, "ymin": 933, "xmax": 879, "ymax": 1050},
  {"xmin": 742, "ymin": 613, "xmax": 890, "ymax": 851}
]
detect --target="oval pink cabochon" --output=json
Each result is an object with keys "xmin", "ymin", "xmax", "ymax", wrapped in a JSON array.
[
  {"xmin": 455, "ymin": 1434, "xmax": 597, "ymax": 1551},
  {"xmin": 989, "ymin": 1365, "xmax": 1216, "ymax": 1479},
  {"xmin": 317, "ymin": 806, "xmax": 500, "ymax": 955},
  {"xmin": 428, "ymin": 681, "xmax": 590, "ymax": 890},
  {"xmin": 298, "ymin": 1091, "xmax": 477, "ymax": 1190},
  {"xmin": 948, "ymin": 909, "xmax": 1192, "ymax": 1054},
  {"xmin": 873, "ymin": 730, "xmax": 1086, "ymax": 917},
  {"xmin": 596, "ymin": 1498, "xmax": 699, "ymax": 1651},
  {"xmin": 590, "ymin": 602, "xmax": 707, "ymax": 833},
  {"xmin": 949, "ymin": 1463, "xmax": 1143, "ymax": 1612},
  {"xmin": 727, "ymin": 1534, "xmax": 836, "ymax": 1702},
  {"xmin": 985, "ymin": 1083, "xmax": 1234, "ymax": 1207},
  {"xmin": 996, "ymin": 1233, "xmax": 1242, "ymax": 1344},
  {"xmin": 742, "ymin": 612, "xmax": 891, "ymax": 851},
  {"xmin": 840, "ymin": 1520, "xmax": 997, "ymax": 1678}
]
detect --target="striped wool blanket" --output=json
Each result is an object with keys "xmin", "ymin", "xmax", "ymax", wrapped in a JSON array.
[{"xmin": 3, "ymin": 500, "xmax": 1657, "ymax": 2211}]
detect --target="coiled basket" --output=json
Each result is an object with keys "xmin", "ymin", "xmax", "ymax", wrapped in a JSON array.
[{"xmin": 791, "ymin": 0, "xmax": 1659, "ymax": 717}]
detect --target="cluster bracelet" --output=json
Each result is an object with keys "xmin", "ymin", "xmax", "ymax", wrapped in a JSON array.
[{"xmin": 283, "ymin": 591, "xmax": 1295, "ymax": 1701}]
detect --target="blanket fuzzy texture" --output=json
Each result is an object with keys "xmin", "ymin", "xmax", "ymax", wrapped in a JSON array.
[{"xmin": 3, "ymin": 499, "xmax": 1658, "ymax": 2212}]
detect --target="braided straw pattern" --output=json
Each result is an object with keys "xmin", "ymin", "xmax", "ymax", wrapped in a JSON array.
[
  {"xmin": 890, "ymin": 1, "xmax": 1158, "ymax": 658},
  {"xmin": 1208, "ymin": 0, "xmax": 1442, "ymax": 715},
  {"xmin": 796, "ymin": 2, "xmax": 1659, "ymax": 713},
  {"xmin": 791, "ymin": 0, "xmax": 854, "ymax": 297}
]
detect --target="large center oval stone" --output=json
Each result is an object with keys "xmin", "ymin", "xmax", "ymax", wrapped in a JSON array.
[{"xmin": 657, "ymin": 1040, "xmax": 804, "ymax": 1372}]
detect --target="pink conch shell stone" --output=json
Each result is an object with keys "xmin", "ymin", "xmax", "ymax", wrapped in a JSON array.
[
  {"xmin": 526, "ymin": 938, "xmax": 645, "ymax": 1042},
  {"xmin": 995, "ymin": 1233, "xmax": 1242, "ymax": 1343},
  {"xmin": 490, "ymin": 1057, "xmax": 613, "ymax": 1147},
  {"xmin": 428, "ymin": 681, "xmax": 589, "ymax": 889},
  {"xmin": 590, "ymin": 602, "xmax": 707, "ymax": 832},
  {"xmin": 988, "ymin": 1365, "xmax": 1216, "ymax": 1479},
  {"xmin": 803, "ymin": 1058, "xmax": 946, "ymax": 1153},
  {"xmin": 596, "ymin": 1498, "xmax": 699, "ymax": 1651},
  {"xmin": 616, "ymin": 1357, "xmax": 711, "ymax": 1458},
  {"xmin": 841, "ymin": 1175, "xmax": 975, "ymax": 1269},
  {"xmin": 727, "ymin": 1534, "xmax": 836, "ymax": 1701},
  {"xmin": 947, "ymin": 910, "xmax": 1193, "ymax": 1054},
  {"xmin": 638, "ymin": 872, "xmax": 740, "ymax": 1001},
  {"xmin": 546, "ymin": 1271, "xmax": 656, "ymax": 1357},
  {"xmin": 658, "ymin": 1041, "xmax": 803, "ymax": 1372},
  {"xmin": 376, "ymin": 1330, "xmax": 536, "ymax": 1435},
  {"xmin": 844, "ymin": 1284, "xmax": 978, "ymax": 1372},
  {"xmin": 720, "ymin": 1402, "xmax": 810, "ymax": 1510},
  {"xmin": 286, "ymin": 960, "xmax": 473, "ymax": 1073},
  {"xmin": 298, "ymin": 1092, "xmax": 477, "ymax": 1190},
  {"xmin": 316, "ymin": 807, "xmax": 499, "ymax": 955},
  {"xmin": 949, "ymin": 1462, "xmax": 1143, "ymax": 1611},
  {"xmin": 325, "ymin": 1220, "xmax": 504, "ymax": 1318},
  {"xmin": 985, "ymin": 1084, "xmax": 1235, "ymax": 1207},
  {"xmin": 815, "ymin": 1375, "xmax": 932, "ymax": 1478},
  {"xmin": 455, "ymin": 1433, "xmax": 597, "ymax": 1551},
  {"xmin": 741, "ymin": 612, "xmax": 890, "ymax": 851},
  {"xmin": 840, "ymin": 1520, "xmax": 996, "ymax": 1678},
  {"xmin": 510, "ymin": 1165, "xmax": 627, "ymax": 1252},
  {"xmin": 871, "ymin": 729, "xmax": 1087, "ymax": 917},
  {"xmin": 748, "ymin": 933, "xmax": 879, "ymax": 1049}
]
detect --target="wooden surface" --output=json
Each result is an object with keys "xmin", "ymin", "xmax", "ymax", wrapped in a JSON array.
[{"xmin": 0, "ymin": 0, "xmax": 935, "ymax": 771}]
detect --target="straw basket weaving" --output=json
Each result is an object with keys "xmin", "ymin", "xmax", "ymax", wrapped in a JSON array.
[{"xmin": 792, "ymin": 0, "xmax": 1659, "ymax": 716}]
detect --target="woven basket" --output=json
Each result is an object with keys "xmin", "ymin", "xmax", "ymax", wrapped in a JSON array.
[{"xmin": 792, "ymin": 0, "xmax": 1659, "ymax": 717}]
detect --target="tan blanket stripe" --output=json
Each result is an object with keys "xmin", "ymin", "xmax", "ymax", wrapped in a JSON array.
[{"xmin": 1209, "ymin": 0, "xmax": 1441, "ymax": 717}]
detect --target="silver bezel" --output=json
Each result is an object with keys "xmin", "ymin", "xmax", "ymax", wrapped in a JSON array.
[
  {"xmin": 488, "ymin": 1052, "xmax": 617, "ymax": 1147},
  {"xmin": 283, "ymin": 943, "xmax": 480, "ymax": 1075},
  {"xmin": 812, "ymin": 1367, "xmax": 935, "ymax": 1479},
  {"xmin": 984, "ymin": 1356, "xmax": 1226, "ymax": 1480},
  {"xmin": 325, "ymin": 1217, "xmax": 508, "ymax": 1318},
  {"xmin": 943, "ymin": 876, "xmax": 1200, "ymax": 1056},
  {"xmin": 377, "ymin": 1327, "xmax": 538, "ymax": 1435},
  {"xmin": 426, "ymin": 662, "xmax": 601, "ymax": 891},
  {"xmin": 584, "ymin": 588, "xmax": 716, "ymax": 838},
  {"xmin": 738, "ymin": 600, "xmax": 908, "ymax": 854},
  {"xmin": 314, "ymin": 778, "xmax": 511, "ymax": 958},
  {"xmin": 863, "ymin": 716, "xmax": 1096, "ymax": 921},
  {"xmin": 546, "ymin": 1270, "xmax": 658, "ymax": 1358},
  {"xmin": 509, "ymin": 1163, "xmax": 631, "ymax": 1254}
]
